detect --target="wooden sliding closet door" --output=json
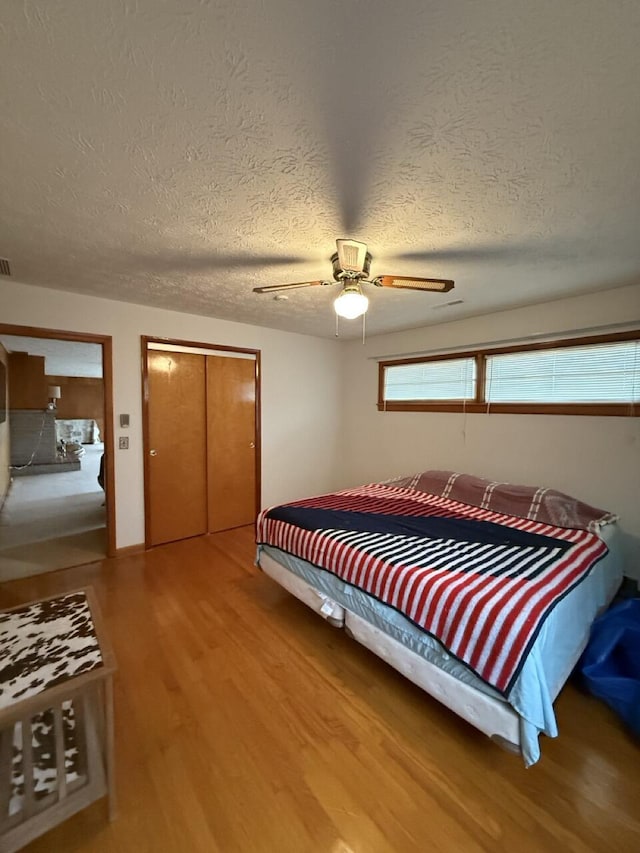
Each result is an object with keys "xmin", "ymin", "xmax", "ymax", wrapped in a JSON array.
[
  {"xmin": 147, "ymin": 351, "xmax": 208, "ymax": 546},
  {"xmin": 206, "ymin": 355, "xmax": 256, "ymax": 532}
]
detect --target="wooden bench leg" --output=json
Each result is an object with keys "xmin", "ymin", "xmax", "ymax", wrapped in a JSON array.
[{"xmin": 105, "ymin": 677, "xmax": 117, "ymax": 822}]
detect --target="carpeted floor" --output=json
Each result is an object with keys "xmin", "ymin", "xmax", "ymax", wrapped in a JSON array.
[{"xmin": 0, "ymin": 444, "xmax": 107, "ymax": 581}]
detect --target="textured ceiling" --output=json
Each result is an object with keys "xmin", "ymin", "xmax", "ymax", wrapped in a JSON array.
[
  {"xmin": 1, "ymin": 0, "xmax": 640, "ymax": 339},
  {"xmin": 0, "ymin": 335, "xmax": 103, "ymax": 378}
]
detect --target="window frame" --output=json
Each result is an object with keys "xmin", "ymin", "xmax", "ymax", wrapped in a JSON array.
[{"xmin": 377, "ymin": 329, "xmax": 640, "ymax": 416}]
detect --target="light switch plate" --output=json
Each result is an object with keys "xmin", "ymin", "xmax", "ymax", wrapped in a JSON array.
[{"xmin": 119, "ymin": 436, "xmax": 129, "ymax": 450}]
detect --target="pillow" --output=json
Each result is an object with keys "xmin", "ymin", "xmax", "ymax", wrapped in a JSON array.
[{"xmin": 390, "ymin": 470, "xmax": 618, "ymax": 532}]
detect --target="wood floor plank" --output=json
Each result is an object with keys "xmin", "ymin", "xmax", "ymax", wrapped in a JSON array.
[{"xmin": 1, "ymin": 527, "xmax": 638, "ymax": 853}]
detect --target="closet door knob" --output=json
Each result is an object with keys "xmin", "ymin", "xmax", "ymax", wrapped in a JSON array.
[
  {"xmin": 149, "ymin": 449, "xmax": 158, "ymax": 456},
  {"xmin": 249, "ymin": 442, "xmax": 255, "ymax": 449}
]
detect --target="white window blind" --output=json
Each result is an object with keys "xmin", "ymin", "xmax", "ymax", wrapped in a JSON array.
[
  {"xmin": 485, "ymin": 340, "xmax": 640, "ymax": 404},
  {"xmin": 384, "ymin": 357, "xmax": 476, "ymax": 401}
]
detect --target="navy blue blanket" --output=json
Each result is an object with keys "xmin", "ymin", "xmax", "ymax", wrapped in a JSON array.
[{"xmin": 266, "ymin": 505, "xmax": 572, "ymax": 552}]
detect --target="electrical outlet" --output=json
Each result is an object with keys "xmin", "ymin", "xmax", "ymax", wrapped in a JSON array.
[{"xmin": 119, "ymin": 436, "xmax": 129, "ymax": 450}]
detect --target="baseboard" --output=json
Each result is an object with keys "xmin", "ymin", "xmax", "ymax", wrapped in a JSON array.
[
  {"xmin": 114, "ymin": 543, "xmax": 146, "ymax": 558},
  {"xmin": 0, "ymin": 475, "xmax": 13, "ymax": 516}
]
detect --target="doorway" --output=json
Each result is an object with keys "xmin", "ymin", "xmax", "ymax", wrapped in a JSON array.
[
  {"xmin": 141, "ymin": 337, "xmax": 261, "ymax": 548},
  {"xmin": 0, "ymin": 323, "xmax": 116, "ymax": 581}
]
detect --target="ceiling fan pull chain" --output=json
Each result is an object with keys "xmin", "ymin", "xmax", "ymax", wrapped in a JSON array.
[
  {"xmin": 335, "ymin": 312, "xmax": 340, "ymax": 338},
  {"xmin": 462, "ymin": 398, "xmax": 467, "ymax": 444},
  {"xmin": 362, "ymin": 311, "xmax": 366, "ymax": 344}
]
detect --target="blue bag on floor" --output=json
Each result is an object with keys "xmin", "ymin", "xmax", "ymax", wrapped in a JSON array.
[{"xmin": 579, "ymin": 598, "xmax": 640, "ymax": 737}]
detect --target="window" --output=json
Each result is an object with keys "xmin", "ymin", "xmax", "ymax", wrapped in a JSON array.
[
  {"xmin": 486, "ymin": 340, "xmax": 640, "ymax": 404},
  {"xmin": 383, "ymin": 356, "xmax": 476, "ymax": 402},
  {"xmin": 378, "ymin": 330, "xmax": 640, "ymax": 416}
]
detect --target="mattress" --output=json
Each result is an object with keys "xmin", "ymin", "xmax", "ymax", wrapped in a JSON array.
[{"xmin": 257, "ymin": 523, "xmax": 623, "ymax": 766}]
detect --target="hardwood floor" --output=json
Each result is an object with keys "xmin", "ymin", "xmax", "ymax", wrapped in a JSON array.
[{"xmin": 1, "ymin": 527, "xmax": 638, "ymax": 852}]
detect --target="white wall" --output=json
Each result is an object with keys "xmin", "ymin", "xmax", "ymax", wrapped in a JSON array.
[
  {"xmin": 0, "ymin": 280, "xmax": 344, "ymax": 549},
  {"xmin": 340, "ymin": 283, "xmax": 640, "ymax": 578},
  {"xmin": 3, "ymin": 278, "xmax": 639, "ymax": 577}
]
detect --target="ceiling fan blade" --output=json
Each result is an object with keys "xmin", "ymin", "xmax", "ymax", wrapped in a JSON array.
[
  {"xmin": 374, "ymin": 275, "xmax": 455, "ymax": 293},
  {"xmin": 391, "ymin": 240, "xmax": 574, "ymax": 264},
  {"xmin": 392, "ymin": 248, "xmax": 511, "ymax": 263},
  {"xmin": 253, "ymin": 280, "xmax": 331, "ymax": 294},
  {"xmin": 126, "ymin": 252, "xmax": 307, "ymax": 273}
]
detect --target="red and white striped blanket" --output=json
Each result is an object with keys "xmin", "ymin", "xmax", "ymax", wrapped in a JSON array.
[{"xmin": 256, "ymin": 483, "xmax": 609, "ymax": 695}]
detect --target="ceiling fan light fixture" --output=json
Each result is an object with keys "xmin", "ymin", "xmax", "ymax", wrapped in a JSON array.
[
  {"xmin": 253, "ymin": 238, "xmax": 455, "ymax": 326},
  {"xmin": 333, "ymin": 283, "xmax": 369, "ymax": 319}
]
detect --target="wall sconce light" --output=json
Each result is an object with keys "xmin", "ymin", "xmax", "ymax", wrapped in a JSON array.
[{"xmin": 47, "ymin": 385, "xmax": 61, "ymax": 411}]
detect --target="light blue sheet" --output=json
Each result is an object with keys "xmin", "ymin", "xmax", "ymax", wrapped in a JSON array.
[{"xmin": 257, "ymin": 524, "xmax": 623, "ymax": 766}]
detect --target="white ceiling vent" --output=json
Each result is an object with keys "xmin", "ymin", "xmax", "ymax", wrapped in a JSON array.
[{"xmin": 0, "ymin": 258, "xmax": 11, "ymax": 276}]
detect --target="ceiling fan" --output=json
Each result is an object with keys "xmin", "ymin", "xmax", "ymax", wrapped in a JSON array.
[{"xmin": 253, "ymin": 239, "xmax": 454, "ymax": 319}]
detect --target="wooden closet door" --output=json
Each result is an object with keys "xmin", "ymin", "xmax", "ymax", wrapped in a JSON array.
[
  {"xmin": 147, "ymin": 351, "xmax": 207, "ymax": 546},
  {"xmin": 206, "ymin": 355, "xmax": 257, "ymax": 532}
]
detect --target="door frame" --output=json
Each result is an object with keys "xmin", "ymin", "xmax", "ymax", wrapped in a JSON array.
[
  {"xmin": 141, "ymin": 335, "xmax": 262, "ymax": 549},
  {"xmin": 0, "ymin": 322, "xmax": 117, "ymax": 558}
]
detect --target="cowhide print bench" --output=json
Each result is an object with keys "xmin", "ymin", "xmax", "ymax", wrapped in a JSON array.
[{"xmin": 0, "ymin": 589, "xmax": 116, "ymax": 853}]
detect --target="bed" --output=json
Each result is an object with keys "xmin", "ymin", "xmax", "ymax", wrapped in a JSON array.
[{"xmin": 255, "ymin": 470, "xmax": 623, "ymax": 766}]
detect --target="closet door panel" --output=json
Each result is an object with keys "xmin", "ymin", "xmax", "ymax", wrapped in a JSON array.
[
  {"xmin": 147, "ymin": 351, "xmax": 207, "ymax": 545},
  {"xmin": 206, "ymin": 355, "xmax": 256, "ymax": 532}
]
